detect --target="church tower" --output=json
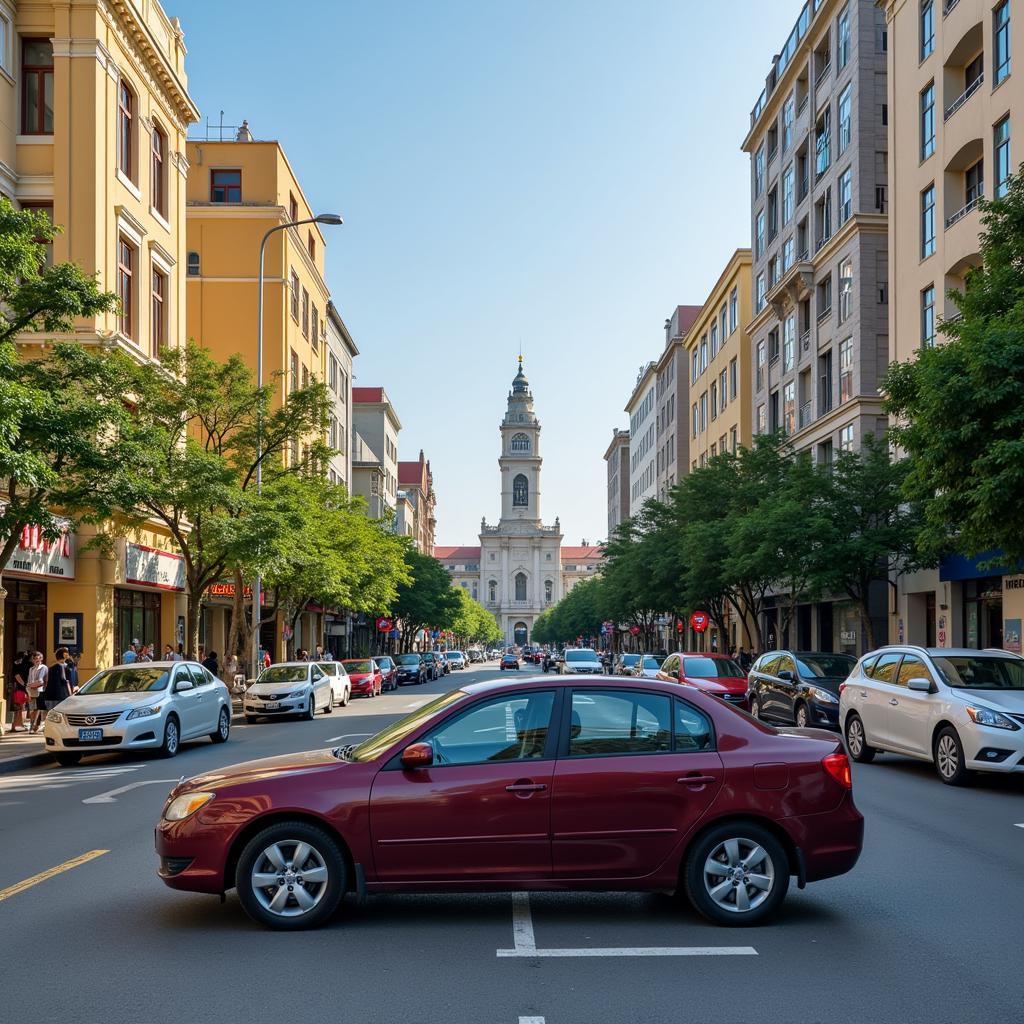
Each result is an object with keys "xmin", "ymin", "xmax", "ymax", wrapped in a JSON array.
[{"xmin": 499, "ymin": 357, "xmax": 542, "ymax": 523}]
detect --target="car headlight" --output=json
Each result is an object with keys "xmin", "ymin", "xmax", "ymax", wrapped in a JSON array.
[
  {"xmin": 807, "ymin": 687, "xmax": 839, "ymax": 705},
  {"xmin": 46, "ymin": 710, "xmax": 64, "ymax": 724},
  {"xmin": 965, "ymin": 706, "xmax": 1019, "ymax": 730},
  {"xmin": 164, "ymin": 791, "xmax": 216, "ymax": 821},
  {"xmin": 126, "ymin": 704, "xmax": 162, "ymax": 720}
]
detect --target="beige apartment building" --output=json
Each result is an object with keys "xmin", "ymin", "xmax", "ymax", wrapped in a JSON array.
[
  {"xmin": 884, "ymin": 0, "xmax": 1020, "ymax": 651},
  {"xmin": 603, "ymin": 428, "xmax": 630, "ymax": 537},
  {"xmin": 352, "ymin": 387, "xmax": 401, "ymax": 520},
  {"xmin": 654, "ymin": 304, "xmax": 701, "ymax": 499}
]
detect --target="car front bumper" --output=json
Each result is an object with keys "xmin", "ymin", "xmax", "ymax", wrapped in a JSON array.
[
  {"xmin": 44, "ymin": 715, "xmax": 168, "ymax": 751},
  {"xmin": 350, "ymin": 679, "xmax": 375, "ymax": 694},
  {"xmin": 244, "ymin": 695, "xmax": 312, "ymax": 716}
]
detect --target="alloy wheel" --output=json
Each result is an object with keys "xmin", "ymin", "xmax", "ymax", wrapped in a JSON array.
[
  {"xmin": 250, "ymin": 840, "xmax": 331, "ymax": 919},
  {"xmin": 795, "ymin": 704, "xmax": 809, "ymax": 728},
  {"xmin": 847, "ymin": 718, "xmax": 863, "ymax": 756},
  {"xmin": 702, "ymin": 837, "xmax": 775, "ymax": 914},
  {"xmin": 165, "ymin": 719, "xmax": 179, "ymax": 755},
  {"xmin": 936, "ymin": 733, "xmax": 960, "ymax": 780}
]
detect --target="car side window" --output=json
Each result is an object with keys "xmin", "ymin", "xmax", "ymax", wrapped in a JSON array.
[
  {"xmin": 777, "ymin": 655, "xmax": 796, "ymax": 677},
  {"xmin": 860, "ymin": 654, "xmax": 878, "ymax": 676},
  {"xmin": 662, "ymin": 655, "xmax": 678, "ymax": 676},
  {"xmin": 183, "ymin": 664, "xmax": 204, "ymax": 688},
  {"xmin": 896, "ymin": 656, "xmax": 930, "ymax": 688},
  {"xmin": 868, "ymin": 653, "xmax": 902, "ymax": 684},
  {"xmin": 202, "ymin": 667, "xmax": 218, "ymax": 685},
  {"xmin": 424, "ymin": 691, "xmax": 555, "ymax": 766},
  {"xmin": 674, "ymin": 699, "xmax": 714, "ymax": 752},
  {"xmin": 311, "ymin": 665, "xmax": 324, "ymax": 681},
  {"xmin": 568, "ymin": 690, "xmax": 672, "ymax": 757},
  {"xmin": 758, "ymin": 655, "xmax": 782, "ymax": 677},
  {"xmin": 173, "ymin": 665, "xmax": 195, "ymax": 689}
]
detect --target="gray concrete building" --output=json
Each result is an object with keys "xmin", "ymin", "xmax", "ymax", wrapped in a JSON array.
[
  {"xmin": 655, "ymin": 305, "xmax": 701, "ymax": 500},
  {"xmin": 325, "ymin": 302, "xmax": 357, "ymax": 492},
  {"xmin": 603, "ymin": 428, "xmax": 630, "ymax": 538}
]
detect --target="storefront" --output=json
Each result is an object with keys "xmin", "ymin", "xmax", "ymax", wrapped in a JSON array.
[{"xmin": 110, "ymin": 538, "xmax": 186, "ymax": 662}]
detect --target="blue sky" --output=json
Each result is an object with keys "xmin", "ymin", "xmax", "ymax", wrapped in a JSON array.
[{"xmin": 170, "ymin": 0, "xmax": 797, "ymax": 546}]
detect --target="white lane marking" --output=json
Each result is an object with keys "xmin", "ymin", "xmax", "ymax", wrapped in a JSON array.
[
  {"xmin": 82, "ymin": 779, "xmax": 178, "ymax": 804},
  {"xmin": 324, "ymin": 732, "xmax": 373, "ymax": 743},
  {"xmin": 496, "ymin": 893, "xmax": 757, "ymax": 959},
  {"xmin": 519, "ymin": 1017, "xmax": 545, "ymax": 1024},
  {"xmin": 0, "ymin": 765, "xmax": 143, "ymax": 793},
  {"xmin": 405, "ymin": 699, "xmax": 431, "ymax": 709},
  {"xmin": 1015, "ymin": 823, "xmax": 1024, "ymax": 830}
]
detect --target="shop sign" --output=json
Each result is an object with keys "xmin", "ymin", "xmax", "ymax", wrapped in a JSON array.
[
  {"xmin": 125, "ymin": 542, "xmax": 185, "ymax": 592},
  {"xmin": 689, "ymin": 611, "xmax": 709, "ymax": 633},
  {"xmin": 207, "ymin": 582, "xmax": 253, "ymax": 598},
  {"xmin": 376, "ymin": 617, "xmax": 394, "ymax": 632},
  {"xmin": 840, "ymin": 630, "xmax": 857, "ymax": 644},
  {"xmin": 1004, "ymin": 618, "xmax": 1021, "ymax": 654},
  {"xmin": 6, "ymin": 524, "xmax": 75, "ymax": 580}
]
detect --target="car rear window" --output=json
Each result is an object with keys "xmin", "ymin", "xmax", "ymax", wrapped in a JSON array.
[
  {"xmin": 683, "ymin": 657, "xmax": 744, "ymax": 679},
  {"xmin": 344, "ymin": 660, "xmax": 373, "ymax": 672},
  {"xmin": 566, "ymin": 650, "xmax": 599, "ymax": 663},
  {"xmin": 796, "ymin": 654, "xmax": 856, "ymax": 678}
]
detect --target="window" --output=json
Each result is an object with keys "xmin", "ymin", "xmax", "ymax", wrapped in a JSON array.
[
  {"xmin": 730, "ymin": 426, "xmax": 738, "ymax": 452},
  {"xmin": 488, "ymin": 580, "xmax": 497, "ymax": 603},
  {"xmin": 836, "ymin": 6, "xmax": 850, "ymax": 69},
  {"xmin": 699, "ymin": 336, "xmax": 708, "ymax": 372},
  {"xmin": 920, "ymin": 83, "xmax": 935, "ymax": 160},
  {"xmin": 21, "ymin": 39, "xmax": 53, "ymax": 135},
  {"xmin": 514, "ymin": 572, "xmax": 527, "ymax": 600},
  {"xmin": 921, "ymin": 284, "xmax": 935, "ymax": 347},
  {"xmin": 816, "ymin": 109, "xmax": 831, "ymax": 177},
  {"xmin": 720, "ymin": 369, "xmax": 728, "ymax": 412},
  {"xmin": 210, "ymin": 168, "xmax": 241, "ymax": 203},
  {"xmin": 920, "ymin": 0, "xmax": 934, "ymax": 61},
  {"xmin": 782, "ymin": 164, "xmax": 794, "ymax": 224},
  {"xmin": 754, "ymin": 144, "xmax": 765, "ymax": 197},
  {"xmin": 819, "ymin": 349, "xmax": 834, "ymax": 413},
  {"xmin": 151, "ymin": 267, "xmax": 166, "ymax": 356},
  {"xmin": 289, "ymin": 193, "xmax": 298, "ymax": 222},
  {"xmin": 816, "ymin": 187, "xmax": 832, "ymax": 247},
  {"xmin": 756, "ymin": 403, "xmax": 767, "ymax": 435},
  {"xmin": 782, "ymin": 95, "xmax": 795, "ymax": 151},
  {"xmin": 22, "ymin": 201, "xmax": 53, "ymax": 267},
  {"xmin": 729, "ymin": 357, "xmax": 738, "ymax": 399},
  {"xmin": 710, "ymin": 381, "xmax": 718, "ymax": 421},
  {"xmin": 568, "ymin": 690, "xmax": 672, "ymax": 757},
  {"xmin": 544, "ymin": 579, "xmax": 553, "ymax": 604},
  {"xmin": 839, "ymin": 423, "xmax": 854, "ymax": 452},
  {"xmin": 308, "ymin": 232, "xmax": 316, "ymax": 261},
  {"xmin": 117, "ymin": 237, "xmax": 134, "ymax": 339},
  {"xmin": 838, "ymin": 167, "xmax": 853, "ymax": 224},
  {"xmin": 699, "ymin": 392, "xmax": 708, "ymax": 432},
  {"xmin": 755, "ymin": 272, "xmax": 766, "ymax": 312},
  {"xmin": 301, "ymin": 288, "xmax": 310, "ymax": 338},
  {"xmin": 187, "ymin": 251, "xmax": 200, "ymax": 276},
  {"xmin": 117, "ymin": 80, "xmax": 135, "ymax": 179},
  {"xmin": 838, "ymin": 257, "xmax": 853, "ymax": 323},
  {"xmin": 783, "ymin": 315, "xmax": 795, "ymax": 371},
  {"xmin": 513, "ymin": 474, "xmax": 529, "ymax": 507},
  {"xmin": 151, "ymin": 124, "xmax": 167, "ymax": 216},
  {"xmin": 755, "ymin": 210, "xmax": 765, "ymax": 258},
  {"xmin": 767, "ymin": 185, "xmax": 778, "ymax": 240},
  {"xmin": 510, "ymin": 432, "xmax": 531, "ymax": 452},
  {"xmin": 839, "ymin": 337, "xmax": 854, "ymax": 402},
  {"xmin": 921, "ymin": 184, "xmax": 935, "ymax": 258},
  {"xmin": 311, "ymin": 304, "xmax": 319, "ymax": 351},
  {"xmin": 818, "ymin": 274, "xmax": 833, "ymax": 316},
  {"xmin": 994, "ymin": 1, "xmax": 1011, "ymax": 86},
  {"xmin": 691, "ymin": 349, "xmax": 699, "ymax": 382},
  {"xmin": 995, "ymin": 117, "xmax": 1011, "ymax": 198},
  {"xmin": 710, "ymin": 321, "xmax": 718, "ymax": 358},
  {"xmin": 729, "ymin": 288, "xmax": 738, "ymax": 332},
  {"xmin": 290, "ymin": 270, "xmax": 299, "ymax": 320},
  {"xmin": 289, "ymin": 350, "xmax": 299, "ymax": 393},
  {"xmin": 756, "ymin": 340, "xmax": 766, "ymax": 390},
  {"xmin": 691, "ymin": 402, "xmax": 698, "ymax": 438},
  {"xmin": 302, "ymin": 365, "xmax": 309, "ymax": 390},
  {"xmin": 783, "ymin": 381, "xmax": 796, "ymax": 434},
  {"xmin": 424, "ymin": 691, "xmax": 554, "ymax": 765},
  {"xmin": 965, "ymin": 159, "xmax": 984, "ymax": 206},
  {"xmin": 720, "ymin": 307, "xmax": 727, "ymax": 346},
  {"xmin": 783, "ymin": 235, "xmax": 795, "ymax": 272},
  {"xmin": 838, "ymin": 84, "xmax": 852, "ymax": 155}
]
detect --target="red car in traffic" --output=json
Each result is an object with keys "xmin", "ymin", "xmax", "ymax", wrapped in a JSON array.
[
  {"xmin": 156, "ymin": 675, "xmax": 862, "ymax": 930},
  {"xmin": 657, "ymin": 652, "xmax": 751, "ymax": 711},
  {"xmin": 341, "ymin": 659, "xmax": 383, "ymax": 698}
]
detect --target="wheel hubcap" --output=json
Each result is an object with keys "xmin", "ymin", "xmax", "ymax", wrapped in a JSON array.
[
  {"xmin": 703, "ymin": 837, "xmax": 774, "ymax": 913},
  {"xmin": 251, "ymin": 840, "xmax": 329, "ymax": 917},
  {"xmin": 937, "ymin": 736, "xmax": 958, "ymax": 777},
  {"xmin": 848, "ymin": 721, "xmax": 862, "ymax": 756},
  {"xmin": 219, "ymin": 711, "xmax": 229, "ymax": 737},
  {"xmin": 797, "ymin": 707, "xmax": 808, "ymax": 726},
  {"xmin": 167, "ymin": 723, "xmax": 178, "ymax": 751}
]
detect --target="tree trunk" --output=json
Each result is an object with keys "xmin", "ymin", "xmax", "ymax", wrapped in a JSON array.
[
  {"xmin": 226, "ymin": 567, "xmax": 247, "ymax": 671},
  {"xmin": 186, "ymin": 571, "xmax": 202, "ymax": 660},
  {"xmin": 858, "ymin": 595, "xmax": 875, "ymax": 652}
]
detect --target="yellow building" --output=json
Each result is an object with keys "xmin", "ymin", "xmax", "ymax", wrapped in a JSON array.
[
  {"xmin": 3, "ymin": 0, "xmax": 199, "ymax": 686},
  {"xmin": 184, "ymin": 134, "xmax": 336, "ymax": 658},
  {"xmin": 685, "ymin": 250, "xmax": 753, "ymax": 470}
]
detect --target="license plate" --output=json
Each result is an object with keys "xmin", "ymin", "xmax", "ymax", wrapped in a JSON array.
[
  {"xmin": 261, "ymin": 701, "xmax": 280, "ymax": 710},
  {"xmin": 78, "ymin": 728, "xmax": 103, "ymax": 742}
]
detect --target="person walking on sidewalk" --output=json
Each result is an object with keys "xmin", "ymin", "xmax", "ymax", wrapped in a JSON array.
[
  {"xmin": 9, "ymin": 650, "xmax": 31, "ymax": 731},
  {"xmin": 122, "ymin": 641, "xmax": 138, "ymax": 664},
  {"xmin": 27, "ymin": 651, "xmax": 48, "ymax": 733},
  {"xmin": 45, "ymin": 648, "xmax": 75, "ymax": 710}
]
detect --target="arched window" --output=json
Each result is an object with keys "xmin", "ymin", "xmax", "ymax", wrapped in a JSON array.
[
  {"xmin": 513, "ymin": 474, "xmax": 529, "ymax": 507},
  {"xmin": 488, "ymin": 579, "xmax": 497, "ymax": 603},
  {"xmin": 544, "ymin": 579, "xmax": 553, "ymax": 603},
  {"xmin": 510, "ymin": 432, "xmax": 531, "ymax": 453},
  {"xmin": 515, "ymin": 572, "xmax": 527, "ymax": 601}
]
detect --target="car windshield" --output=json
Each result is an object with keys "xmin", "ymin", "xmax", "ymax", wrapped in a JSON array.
[
  {"xmin": 444, "ymin": 652, "xmax": 459, "ymax": 660},
  {"xmin": 933, "ymin": 655, "xmax": 1024, "ymax": 690},
  {"xmin": 78, "ymin": 667, "xmax": 171, "ymax": 694},
  {"xmin": 683, "ymin": 657, "xmax": 745, "ymax": 678},
  {"xmin": 342, "ymin": 690, "xmax": 467, "ymax": 762},
  {"xmin": 796, "ymin": 654, "xmax": 856, "ymax": 679},
  {"xmin": 257, "ymin": 666, "xmax": 308, "ymax": 684},
  {"xmin": 345, "ymin": 661, "xmax": 373, "ymax": 672},
  {"xmin": 395, "ymin": 655, "xmax": 420, "ymax": 665},
  {"xmin": 566, "ymin": 650, "xmax": 598, "ymax": 663},
  {"xmin": 621, "ymin": 655, "xmax": 640, "ymax": 666},
  {"xmin": 641, "ymin": 656, "xmax": 661, "ymax": 669}
]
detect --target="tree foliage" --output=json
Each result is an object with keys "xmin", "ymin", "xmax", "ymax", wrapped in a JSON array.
[
  {"xmin": 448, "ymin": 587, "xmax": 502, "ymax": 647},
  {"xmin": 392, "ymin": 549, "xmax": 462, "ymax": 651}
]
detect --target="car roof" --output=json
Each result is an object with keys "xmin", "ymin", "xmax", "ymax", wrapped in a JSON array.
[
  {"xmin": 461, "ymin": 674, "xmax": 696, "ymax": 698},
  {"xmin": 867, "ymin": 645, "xmax": 1022, "ymax": 659},
  {"xmin": 263, "ymin": 661, "xmax": 313, "ymax": 668},
  {"xmin": 672, "ymin": 651, "xmax": 735, "ymax": 659},
  {"xmin": 112, "ymin": 660, "xmax": 198, "ymax": 668}
]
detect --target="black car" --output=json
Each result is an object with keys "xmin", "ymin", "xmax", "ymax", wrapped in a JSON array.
[
  {"xmin": 394, "ymin": 654, "xmax": 427, "ymax": 686},
  {"xmin": 420, "ymin": 652, "xmax": 442, "ymax": 681},
  {"xmin": 748, "ymin": 650, "xmax": 856, "ymax": 729}
]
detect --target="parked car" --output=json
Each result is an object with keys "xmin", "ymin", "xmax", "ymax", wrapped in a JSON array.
[
  {"xmin": 614, "ymin": 653, "xmax": 641, "ymax": 676},
  {"xmin": 499, "ymin": 653, "xmax": 520, "ymax": 671},
  {"xmin": 632, "ymin": 654, "xmax": 663, "ymax": 679},
  {"xmin": 421, "ymin": 652, "xmax": 443, "ymax": 681},
  {"xmin": 342, "ymin": 659, "xmax": 383, "ymax": 699},
  {"xmin": 375, "ymin": 656, "xmax": 398, "ymax": 692},
  {"xmin": 658, "ymin": 653, "xmax": 750, "ymax": 711},
  {"xmin": 559, "ymin": 648, "xmax": 604, "ymax": 674},
  {"xmin": 444, "ymin": 651, "xmax": 467, "ymax": 671},
  {"xmin": 316, "ymin": 661, "xmax": 351, "ymax": 707},
  {"xmin": 437, "ymin": 651, "xmax": 452, "ymax": 675},
  {"xmin": 156, "ymin": 676, "xmax": 863, "ymax": 930},
  {"xmin": 45, "ymin": 661, "xmax": 231, "ymax": 765},
  {"xmin": 467, "ymin": 649, "xmax": 483, "ymax": 664},
  {"xmin": 541, "ymin": 650, "xmax": 559, "ymax": 672},
  {"xmin": 841, "ymin": 646, "xmax": 1024, "ymax": 785},
  {"xmin": 244, "ymin": 662, "xmax": 334, "ymax": 723},
  {"xmin": 748, "ymin": 651, "xmax": 856, "ymax": 729},
  {"xmin": 394, "ymin": 654, "xmax": 427, "ymax": 686}
]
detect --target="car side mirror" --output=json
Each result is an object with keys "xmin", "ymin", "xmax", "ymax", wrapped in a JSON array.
[
  {"xmin": 174, "ymin": 679, "xmax": 195, "ymax": 693},
  {"xmin": 400, "ymin": 743, "xmax": 434, "ymax": 769},
  {"xmin": 778, "ymin": 669, "xmax": 794, "ymax": 681},
  {"xmin": 907, "ymin": 677, "xmax": 934, "ymax": 693}
]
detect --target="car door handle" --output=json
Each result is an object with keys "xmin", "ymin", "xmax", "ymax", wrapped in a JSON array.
[
  {"xmin": 677, "ymin": 775, "xmax": 717, "ymax": 786},
  {"xmin": 889, "ymin": 698, "xmax": 899, "ymax": 706},
  {"xmin": 505, "ymin": 782, "xmax": 547, "ymax": 793}
]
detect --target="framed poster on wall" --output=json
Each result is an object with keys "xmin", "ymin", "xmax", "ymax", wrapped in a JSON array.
[{"xmin": 54, "ymin": 613, "xmax": 83, "ymax": 655}]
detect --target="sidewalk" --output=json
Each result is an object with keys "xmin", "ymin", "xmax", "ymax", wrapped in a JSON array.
[{"xmin": 0, "ymin": 694, "xmax": 247, "ymax": 776}]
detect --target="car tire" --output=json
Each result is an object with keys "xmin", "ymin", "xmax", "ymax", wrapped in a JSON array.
[
  {"xmin": 55, "ymin": 753, "xmax": 81, "ymax": 767},
  {"xmin": 324, "ymin": 694, "xmax": 333, "ymax": 714},
  {"xmin": 245, "ymin": 715, "xmax": 259, "ymax": 724},
  {"xmin": 210, "ymin": 707, "xmax": 231, "ymax": 743},
  {"xmin": 158, "ymin": 715, "xmax": 180, "ymax": 758},
  {"xmin": 794, "ymin": 702, "xmax": 810, "ymax": 728},
  {"xmin": 749, "ymin": 696, "xmax": 761, "ymax": 720},
  {"xmin": 683, "ymin": 822, "xmax": 790, "ymax": 926},
  {"xmin": 934, "ymin": 726, "xmax": 971, "ymax": 786},
  {"xmin": 844, "ymin": 713, "xmax": 875, "ymax": 763},
  {"xmin": 340, "ymin": 687, "xmax": 350, "ymax": 707},
  {"xmin": 235, "ymin": 821, "xmax": 347, "ymax": 931},
  {"xmin": 303, "ymin": 697, "xmax": 315, "ymax": 721}
]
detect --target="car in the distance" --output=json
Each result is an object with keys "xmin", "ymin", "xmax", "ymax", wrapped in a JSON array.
[
  {"xmin": 375, "ymin": 656, "xmax": 398, "ymax": 692},
  {"xmin": 444, "ymin": 651, "xmax": 467, "ymax": 671},
  {"xmin": 841, "ymin": 646, "xmax": 1024, "ymax": 785},
  {"xmin": 467, "ymin": 649, "xmax": 483, "ymax": 664},
  {"xmin": 44, "ymin": 661, "xmax": 231, "ymax": 765},
  {"xmin": 499, "ymin": 653, "xmax": 520, "ymax": 671},
  {"xmin": 658, "ymin": 653, "xmax": 750, "ymax": 711},
  {"xmin": 156, "ymin": 676, "xmax": 863, "ymax": 930},
  {"xmin": 632, "ymin": 654, "xmax": 663, "ymax": 679},
  {"xmin": 748, "ymin": 651, "xmax": 855, "ymax": 729},
  {"xmin": 394, "ymin": 654, "xmax": 427, "ymax": 686},
  {"xmin": 559, "ymin": 648, "xmax": 604, "ymax": 674},
  {"xmin": 245, "ymin": 662, "xmax": 334, "ymax": 723},
  {"xmin": 421, "ymin": 652, "xmax": 443, "ymax": 681},
  {"xmin": 342, "ymin": 659, "xmax": 383, "ymax": 699},
  {"xmin": 316, "ymin": 661, "xmax": 351, "ymax": 708}
]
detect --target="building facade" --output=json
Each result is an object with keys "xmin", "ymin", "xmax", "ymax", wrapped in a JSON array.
[
  {"xmin": 884, "ymin": 0, "xmax": 1021, "ymax": 651},
  {"xmin": 352, "ymin": 387, "xmax": 401, "ymax": 520},
  {"xmin": 655, "ymin": 305, "xmax": 701, "ymax": 499},
  {"xmin": 603, "ymin": 428, "xmax": 630, "ymax": 537},
  {"xmin": 625, "ymin": 361, "xmax": 657, "ymax": 518},
  {"xmin": 325, "ymin": 301, "xmax": 356, "ymax": 491},
  {"xmin": 397, "ymin": 451, "xmax": 436, "ymax": 554}
]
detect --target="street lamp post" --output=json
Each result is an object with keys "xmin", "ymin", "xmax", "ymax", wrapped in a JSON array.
[{"xmin": 251, "ymin": 212, "xmax": 343, "ymax": 678}]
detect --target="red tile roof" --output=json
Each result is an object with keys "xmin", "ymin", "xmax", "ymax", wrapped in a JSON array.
[
  {"xmin": 561, "ymin": 546, "xmax": 605, "ymax": 559},
  {"xmin": 352, "ymin": 387, "xmax": 384, "ymax": 403},
  {"xmin": 434, "ymin": 546, "xmax": 481, "ymax": 561},
  {"xmin": 398, "ymin": 460, "xmax": 426, "ymax": 487},
  {"xmin": 674, "ymin": 305, "xmax": 703, "ymax": 336}
]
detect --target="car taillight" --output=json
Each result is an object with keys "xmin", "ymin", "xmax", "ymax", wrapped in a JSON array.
[
  {"xmin": 822, "ymin": 752, "xmax": 852, "ymax": 789},
  {"xmin": 838, "ymin": 682, "xmax": 846, "ymax": 696}
]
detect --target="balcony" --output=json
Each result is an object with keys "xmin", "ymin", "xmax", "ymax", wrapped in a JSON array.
[
  {"xmin": 765, "ymin": 260, "xmax": 814, "ymax": 318},
  {"xmin": 945, "ymin": 195, "xmax": 981, "ymax": 229},
  {"xmin": 944, "ymin": 74, "xmax": 983, "ymax": 121},
  {"xmin": 815, "ymin": 61, "xmax": 831, "ymax": 89},
  {"xmin": 799, "ymin": 401, "xmax": 813, "ymax": 429},
  {"xmin": 800, "ymin": 328, "xmax": 811, "ymax": 353},
  {"xmin": 943, "ymin": 0, "xmax": 960, "ymax": 14}
]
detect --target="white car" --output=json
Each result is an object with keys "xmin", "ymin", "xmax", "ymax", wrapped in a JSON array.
[
  {"xmin": 559, "ymin": 648, "xmax": 604, "ymax": 674},
  {"xmin": 244, "ymin": 662, "xmax": 334, "ymax": 722},
  {"xmin": 840, "ymin": 645, "xmax": 1024, "ymax": 785},
  {"xmin": 44, "ymin": 661, "xmax": 232, "ymax": 766},
  {"xmin": 632, "ymin": 654, "xmax": 663, "ymax": 679},
  {"xmin": 316, "ymin": 660, "xmax": 351, "ymax": 707},
  {"xmin": 444, "ymin": 651, "xmax": 467, "ymax": 670}
]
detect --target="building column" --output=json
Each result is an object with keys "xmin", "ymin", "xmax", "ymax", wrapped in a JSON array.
[
  {"xmin": 533, "ymin": 546, "xmax": 541, "ymax": 606},
  {"xmin": 501, "ymin": 544, "xmax": 510, "ymax": 604}
]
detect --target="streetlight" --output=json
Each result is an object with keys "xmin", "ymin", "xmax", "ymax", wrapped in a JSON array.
[{"xmin": 251, "ymin": 213, "xmax": 343, "ymax": 676}]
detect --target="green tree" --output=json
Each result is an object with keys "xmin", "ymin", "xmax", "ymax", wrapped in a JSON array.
[
  {"xmin": 392, "ymin": 549, "xmax": 461, "ymax": 651},
  {"xmin": 885, "ymin": 168, "xmax": 1024, "ymax": 567}
]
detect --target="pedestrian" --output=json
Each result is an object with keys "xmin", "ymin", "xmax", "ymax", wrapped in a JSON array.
[
  {"xmin": 163, "ymin": 643, "xmax": 175, "ymax": 661},
  {"xmin": 138, "ymin": 644, "xmax": 153, "ymax": 663},
  {"xmin": 122, "ymin": 640, "xmax": 138, "ymax": 664},
  {"xmin": 202, "ymin": 650, "xmax": 219, "ymax": 675},
  {"xmin": 44, "ymin": 648, "xmax": 75, "ymax": 710},
  {"xmin": 174, "ymin": 643, "xmax": 185, "ymax": 662},
  {"xmin": 10, "ymin": 650, "xmax": 31, "ymax": 731},
  {"xmin": 66, "ymin": 651, "xmax": 80, "ymax": 692},
  {"xmin": 222, "ymin": 652, "xmax": 238, "ymax": 682},
  {"xmin": 737, "ymin": 646, "xmax": 752, "ymax": 672},
  {"xmin": 26, "ymin": 651, "xmax": 48, "ymax": 733},
  {"xmin": 314, "ymin": 644, "xmax": 324, "ymax": 662},
  {"xmin": 262, "ymin": 649, "xmax": 271, "ymax": 669}
]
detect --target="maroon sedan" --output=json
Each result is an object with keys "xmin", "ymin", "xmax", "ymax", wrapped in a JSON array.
[
  {"xmin": 658, "ymin": 652, "xmax": 751, "ymax": 711},
  {"xmin": 156, "ymin": 676, "xmax": 862, "ymax": 930},
  {"xmin": 341, "ymin": 659, "xmax": 382, "ymax": 698}
]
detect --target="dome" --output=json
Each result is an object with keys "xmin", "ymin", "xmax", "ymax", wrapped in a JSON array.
[{"xmin": 511, "ymin": 356, "xmax": 529, "ymax": 394}]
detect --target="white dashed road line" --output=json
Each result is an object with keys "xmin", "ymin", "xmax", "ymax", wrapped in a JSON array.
[
  {"xmin": 82, "ymin": 779, "xmax": 179, "ymax": 804},
  {"xmin": 1015, "ymin": 823, "xmax": 1024, "ymax": 830},
  {"xmin": 519, "ymin": 1017, "xmax": 545, "ymax": 1024}
]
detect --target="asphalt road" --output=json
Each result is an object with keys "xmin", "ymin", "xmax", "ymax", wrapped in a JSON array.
[{"xmin": 3, "ymin": 662, "xmax": 1023, "ymax": 1024}]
